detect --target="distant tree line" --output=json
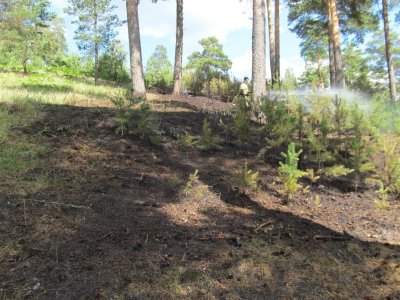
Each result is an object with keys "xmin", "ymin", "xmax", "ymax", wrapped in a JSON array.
[{"xmin": 0, "ymin": 0, "xmax": 399, "ymax": 101}]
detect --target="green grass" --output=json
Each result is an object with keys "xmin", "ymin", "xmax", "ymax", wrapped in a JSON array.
[
  {"xmin": 0, "ymin": 72, "xmax": 125, "ymax": 106},
  {"xmin": 0, "ymin": 101, "xmax": 48, "ymax": 195},
  {"xmin": 0, "ymin": 72, "xmax": 124, "ymax": 196}
]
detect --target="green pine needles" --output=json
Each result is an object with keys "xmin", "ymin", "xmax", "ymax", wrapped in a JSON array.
[
  {"xmin": 278, "ymin": 143, "xmax": 307, "ymax": 203},
  {"xmin": 196, "ymin": 118, "xmax": 221, "ymax": 151},
  {"xmin": 235, "ymin": 161, "xmax": 259, "ymax": 191},
  {"xmin": 111, "ymin": 89, "xmax": 138, "ymax": 136},
  {"xmin": 111, "ymin": 90, "xmax": 162, "ymax": 145},
  {"xmin": 374, "ymin": 181, "xmax": 390, "ymax": 210}
]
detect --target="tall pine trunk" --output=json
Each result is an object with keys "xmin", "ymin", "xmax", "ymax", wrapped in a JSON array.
[
  {"xmin": 274, "ymin": 0, "xmax": 280, "ymax": 85},
  {"xmin": 93, "ymin": 0, "xmax": 99, "ymax": 85},
  {"xmin": 327, "ymin": 5, "xmax": 336, "ymax": 88},
  {"xmin": 328, "ymin": 0, "xmax": 344, "ymax": 88},
  {"xmin": 267, "ymin": 0, "xmax": 275, "ymax": 85},
  {"xmin": 126, "ymin": 0, "xmax": 145, "ymax": 96},
  {"xmin": 173, "ymin": 0, "xmax": 183, "ymax": 95},
  {"xmin": 252, "ymin": 0, "xmax": 267, "ymax": 102},
  {"xmin": 382, "ymin": 0, "xmax": 397, "ymax": 102}
]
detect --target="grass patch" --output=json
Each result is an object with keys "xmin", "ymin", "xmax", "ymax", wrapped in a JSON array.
[
  {"xmin": 0, "ymin": 100, "xmax": 48, "ymax": 196},
  {"xmin": 0, "ymin": 72, "xmax": 124, "ymax": 107}
]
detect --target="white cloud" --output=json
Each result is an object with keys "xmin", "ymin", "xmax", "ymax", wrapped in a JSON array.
[
  {"xmin": 138, "ymin": 1, "xmax": 176, "ymax": 39},
  {"xmin": 136, "ymin": 0, "xmax": 252, "ymax": 56},
  {"xmin": 231, "ymin": 50, "xmax": 252, "ymax": 80},
  {"xmin": 50, "ymin": 0, "xmax": 65, "ymax": 12},
  {"xmin": 231, "ymin": 51, "xmax": 305, "ymax": 81},
  {"xmin": 280, "ymin": 57, "xmax": 305, "ymax": 77}
]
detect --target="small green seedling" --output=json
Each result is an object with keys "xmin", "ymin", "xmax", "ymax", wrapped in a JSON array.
[
  {"xmin": 374, "ymin": 181, "xmax": 390, "ymax": 210},
  {"xmin": 236, "ymin": 161, "xmax": 259, "ymax": 190}
]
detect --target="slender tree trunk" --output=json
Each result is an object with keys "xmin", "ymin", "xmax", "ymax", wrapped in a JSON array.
[
  {"xmin": 382, "ymin": 0, "xmax": 397, "ymax": 102},
  {"xmin": 93, "ymin": 0, "xmax": 99, "ymax": 85},
  {"xmin": 126, "ymin": 0, "xmax": 146, "ymax": 96},
  {"xmin": 328, "ymin": 0, "xmax": 344, "ymax": 88},
  {"xmin": 173, "ymin": 0, "xmax": 183, "ymax": 95},
  {"xmin": 252, "ymin": 0, "xmax": 267, "ymax": 102},
  {"xmin": 266, "ymin": 0, "xmax": 275, "ymax": 85},
  {"xmin": 327, "ymin": 3, "xmax": 336, "ymax": 88},
  {"xmin": 274, "ymin": 0, "xmax": 280, "ymax": 86},
  {"xmin": 317, "ymin": 54, "xmax": 324, "ymax": 89},
  {"xmin": 23, "ymin": 60, "xmax": 28, "ymax": 74}
]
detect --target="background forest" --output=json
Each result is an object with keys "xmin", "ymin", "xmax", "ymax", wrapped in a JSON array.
[{"xmin": 0, "ymin": 0, "xmax": 399, "ymax": 100}]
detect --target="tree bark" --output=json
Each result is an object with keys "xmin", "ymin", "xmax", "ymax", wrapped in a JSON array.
[
  {"xmin": 327, "ymin": 3, "xmax": 336, "ymax": 88},
  {"xmin": 328, "ymin": 0, "xmax": 344, "ymax": 88},
  {"xmin": 173, "ymin": 0, "xmax": 183, "ymax": 95},
  {"xmin": 266, "ymin": 0, "xmax": 275, "ymax": 85},
  {"xmin": 252, "ymin": 0, "xmax": 267, "ymax": 102},
  {"xmin": 274, "ymin": 0, "xmax": 280, "ymax": 85},
  {"xmin": 126, "ymin": 0, "xmax": 146, "ymax": 96},
  {"xmin": 382, "ymin": 0, "xmax": 397, "ymax": 102},
  {"xmin": 93, "ymin": 0, "xmax": 99, "ymax": 85}
]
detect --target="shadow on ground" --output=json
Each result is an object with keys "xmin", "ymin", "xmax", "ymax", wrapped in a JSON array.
[{"xmin": 0, "ymin": 103, "xmax": 399, "ymax": 299}]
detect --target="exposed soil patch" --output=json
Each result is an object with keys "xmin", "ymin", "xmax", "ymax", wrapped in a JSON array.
[{"xmin": 1, "ymin": 94, "xmax": 400, "ymax": 299}]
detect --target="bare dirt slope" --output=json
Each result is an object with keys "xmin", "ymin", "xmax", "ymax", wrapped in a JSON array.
[{"xmin": 1, "ymin": 94, "xmax": 400, "ymax": 299}]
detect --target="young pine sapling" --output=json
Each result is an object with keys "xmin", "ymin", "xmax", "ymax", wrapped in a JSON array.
[
  {"xmin": 278, "ymin": 143, "xmax": 307, "ymax": 203},
  {"xmin": 235, "ymin": 161, "xmax": 259, "ymax": 192}
]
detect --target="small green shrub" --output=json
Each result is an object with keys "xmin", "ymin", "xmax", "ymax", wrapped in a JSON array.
[
  {"xmin": 218, "ymin": 118, "xmax": 230, "ymax": 143},
  {"xmin": 278, "ymin": 143, "xmax": 307, "ymax": 203},
  {"xmin": 321, "ymin": 165, "xmax": 354, "ymax": 178},
  {"xmin": 110, "ymin": 89, "xmax": 140, "ymax": 136},
  {"xmin": 185, "ymin": 169, "xmax": 200, "ymax": 192},
  {"xmin": 306, "ymin": 169, "xmax": 320, "ymax": 185},
  {"xmin": 374, "ymin": 182, "xmax": 390, "ymax": 210},
  {"xmin": 380, "ymin": 138, "xmax": 400, "ymax": 195},
  {"xmin": 111, "ymin": 90, "xmax": 162, "ymax": 144},
  {"xmin": 260, "ymin": 96, "xmax": 296, "ymax": 154},
  {"xmin": 131, "ymin": 99, "xmax": 159, "ymax": 139},
  {"xmin": 306, "ymin": 114, "xmax": 333, "ymax": 170},
  {"xmin": 232, "ymin": 95, "xmax": 252, "ymax": 145},
  {"xmin": 196, "ymin": 119, "xmax": 217, "ymax": 151},
  {"xmin": 346, "ymin": 105, "xmax": 376, "ymax": 191},
  {"xmin": 184, "ymin": 169, "xmax": 209, "ymax": 198},
  {"xmin": 235, "ymin": 161, "xmax": 259, "ymax": 191},
  {"xmin": 313, "ymin": 194, "xmax": 321, "ymax": 209},
  {"xmin": 179, "ymin": 131, "xmax": 197, "ymax": 148},
  {"xmin": 332, "ymin": 96, "xmax": 349, "ymax": 150}
]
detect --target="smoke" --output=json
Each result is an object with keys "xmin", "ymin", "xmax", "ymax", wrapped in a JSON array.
[
  {"xmin": 266, "ymin": 87, "xmax": 372, "ymax": 111},
  {"xmin": 264, "ymin": 87, "xmax": 400, "ymax": 133}
]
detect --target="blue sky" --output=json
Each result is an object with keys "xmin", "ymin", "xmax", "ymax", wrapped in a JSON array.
[
  {"xmin": 51, "ymin": 0, "xmax": 305, "ymax": 80},
  {"xmin": 51, "ymin": 0, "xmax": 399, "ymax": 80}
]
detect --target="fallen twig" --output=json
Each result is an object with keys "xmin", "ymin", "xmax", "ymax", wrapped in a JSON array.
[
  {"xmin": 313, "ymin": 235, "xmax": 349, "ymax": 241},
  {"xmin": 97, "ymin": 232, "xmax": 112, "ymax": 241},
  {"xmin": 23, "ymin": 199, "xmax": 91, "ymax": 210},
  {"xmin": 254, "ymin": 220, "xmax": 273, "ymax": 233},
  {"xmin": 198, "ymin": 234, "xmax": 225, "ymax": 241}
]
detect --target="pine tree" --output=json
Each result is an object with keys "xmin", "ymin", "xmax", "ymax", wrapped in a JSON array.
[
  {"xmin": 126, "ymin": 0, "xmax": 146, "ymax": 95},
  {"xmin": 173, "ymin": 0, "xmax": 184, "ymax": 95},
  {"xmin": 65, "ymin": 0, "xmax": 123, "ymax": 85},
  {"xmin": 252, "ymin": 0, "xmax": 267, "ymax": 102},
  {"xmin": 0, "ymin": 0, "xmax": 65, "ymax": 73}
]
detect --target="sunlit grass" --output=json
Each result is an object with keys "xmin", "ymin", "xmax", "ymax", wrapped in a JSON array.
[
  {"xmin": 0, "ymin": 72, "xmax": 127, "ymax": 197},
  {"xmin": 0, "ymin": 100, "xmax": 48, "ymax": 195},
  {"xmin": 0, "ymin": 72, "xmax": 125, "ymax": 107}
]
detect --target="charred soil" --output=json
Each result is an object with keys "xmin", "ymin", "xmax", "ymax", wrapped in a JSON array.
[{"xmin": 1, "ymin": 94, "xmax": 400, "ymax": 299}]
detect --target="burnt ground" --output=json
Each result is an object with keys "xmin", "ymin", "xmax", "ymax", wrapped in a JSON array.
[{"xmin": 1, "ymin": 94, "xmax": 400, "ymax": 299}]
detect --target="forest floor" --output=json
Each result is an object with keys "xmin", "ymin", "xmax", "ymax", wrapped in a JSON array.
[{"xmin": 1, "ymin": 86, "xmax": 400, "ymax": 299}]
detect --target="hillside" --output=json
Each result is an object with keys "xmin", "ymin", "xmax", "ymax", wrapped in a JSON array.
[{"xmin": 0, "ymin": 73, "xmax": 400, "ymax": 299}]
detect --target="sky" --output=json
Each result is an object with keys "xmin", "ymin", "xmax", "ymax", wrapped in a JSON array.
[
  {"xmin": 50, "ymin": 0, "xmax": 305, "ymax": 80},
  {"xmin": 50, "ymin": 0, "xmax": 399, "ymax": 81}
]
